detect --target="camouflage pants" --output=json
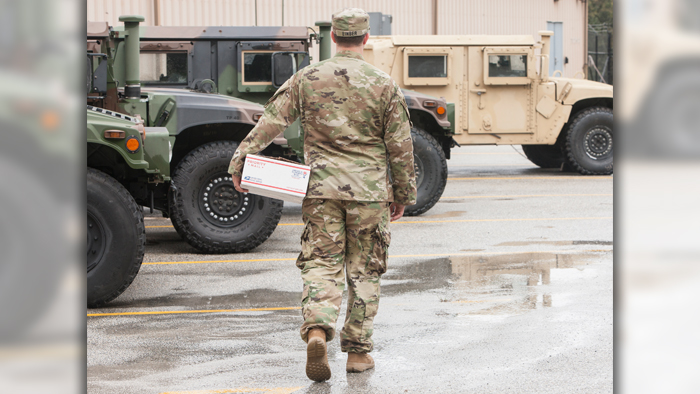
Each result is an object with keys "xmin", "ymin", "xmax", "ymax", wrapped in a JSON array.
[{"xmin": 297, "ymin": 198, "xmax": 391, "ymax": 353}]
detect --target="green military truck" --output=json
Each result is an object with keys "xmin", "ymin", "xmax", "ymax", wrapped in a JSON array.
[
  {"xmin": 87, "ymin": 106, "xmax": 171, "ymax": 306},
  {"xmin": 116, "ymin": 21, "xmax": 452, "ymax": 215},
  {"xmin": 88, "ymin": 16, "xmax": 284, "ymax": 254}
]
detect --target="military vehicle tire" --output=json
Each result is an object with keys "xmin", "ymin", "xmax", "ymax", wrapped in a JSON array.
[
  {"xmin": 169, "ymin": 205, "xmax": 186, "ymax": 239},
  {"xmin": 87, "ymin": 168, "xmax": 145, "ymax": 308},
  {"xmin": 404, "ymin": 127, "xmax": 447, "ymax": 216},
  {"xmin": 564, "ymin": 107, "xmax": 613, "ymax": 175},
  {"xmin": 521, "ymin": 144, "xmax": 565, "ymax": 168},
  {"xmin": 170, "ymin": 141, "xmax": 283, "ymax": 253}
]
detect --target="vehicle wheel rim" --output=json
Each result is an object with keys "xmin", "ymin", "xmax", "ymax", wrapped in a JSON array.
[
  {"xmin": 198, "ymin": 173, "xmax": 253, "ymax": 227},
  {"xmin": 413, "ymin": 153, "xmax": 425, "ymax": 189},
  {"xmin": 584, "ymin": 127, "xmax": 612, "ymax": 159},
  {"xmin": 87, "ymin": 211, "xmax": 106, "ymax": 273}
]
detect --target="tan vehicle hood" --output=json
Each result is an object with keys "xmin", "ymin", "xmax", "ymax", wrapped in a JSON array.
[{"xmin": 551, "ymin": 77, "xmax": 613, "ymax": 105}]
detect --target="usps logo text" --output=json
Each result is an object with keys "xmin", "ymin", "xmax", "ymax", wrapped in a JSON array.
[{"xmin": 291, "ymin": 169, "xmax": 308, "ymax": 180}]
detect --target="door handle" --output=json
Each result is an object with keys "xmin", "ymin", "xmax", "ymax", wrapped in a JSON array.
[{"xmin": 470, "ymin": 89, "xmax": 487, "ymax": 109}]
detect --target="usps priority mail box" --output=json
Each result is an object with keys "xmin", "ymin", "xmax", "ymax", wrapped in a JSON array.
[{"xmin": 240, "ymin": 155, "xmax": 310, "ymax": 204}]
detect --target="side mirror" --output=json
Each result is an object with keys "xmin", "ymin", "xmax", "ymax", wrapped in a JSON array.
[
  {"xmin": 87, "ymin": 53, "xmax": 108, "ymax": 94},
  {"xmin": 272, "ymin": 52, "xmax": 310, "ymax": 88}
]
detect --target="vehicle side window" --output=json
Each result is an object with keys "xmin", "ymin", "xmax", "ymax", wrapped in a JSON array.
[
  {"xmin": 403, "ymin": 47, "xmax": 451, "ymax": 86},
  {"xmin": 488, "ymin": 54, "xmax": 527, "ymax": 78},
  {"xmin": 243, "ymin": 52, "xmax": 273, "ymax": 83},
  {"xmin": 140, "ymin": 52, "xmax": 188, "ymax": 85},
  {"xmin": 408, "ymin": 55, "xmax": 447, "ymax": 78},
  {"xmin": 237, "ymin": 42, "xmax": 308, "ymax": 93},
  {"xmin": 483, "ymin": 47, "xmax": 532, "ymax": 85}
]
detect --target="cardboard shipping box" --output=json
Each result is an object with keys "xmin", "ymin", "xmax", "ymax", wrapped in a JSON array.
[{"xmin": 240, "ymin": 155, "xmax": 310, "ymax": 204}]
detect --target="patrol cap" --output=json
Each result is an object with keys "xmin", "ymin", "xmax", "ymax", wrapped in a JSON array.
[{"xmin": 332, "ymin": 8, "xmax": 370, "ymax": 37}]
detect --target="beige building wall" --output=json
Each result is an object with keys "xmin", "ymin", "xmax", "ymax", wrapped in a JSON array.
[
  {"xmin": 86, "ymin": 0, "xmax": 586, "ymax": 77},
  {"xmin": 158, "ymin": 0, "xmax": 256, "ymax": 26},
  {"xmin": 86, "ymin": 0, "xmax": 257, "ymax": 26},
  {"xmin": 437, "ymin": 0, "xmax": 587, "ymax": 78},
  {"xmin": 87, "ymin": 0, "xmax": 157, "ymax": 25},
  {"xmin": 282, "ymin": 0, "xmax": 433, "ymax": 35}
]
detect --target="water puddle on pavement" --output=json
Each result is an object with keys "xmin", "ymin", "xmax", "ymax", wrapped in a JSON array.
[{"xmin": 384, "ymin": 251, "xmax": 607, "ymax": 315}]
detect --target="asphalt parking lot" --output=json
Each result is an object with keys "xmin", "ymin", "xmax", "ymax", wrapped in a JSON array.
[{"xmin": 87, "ymin": 145, "xmax": 613, "ymax": 394}]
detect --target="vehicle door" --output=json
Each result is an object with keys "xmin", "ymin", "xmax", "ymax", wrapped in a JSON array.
[
  {"xmin": 236, "ymin": 41, "xmax": 310, "ymax": 157},
  {"xmin": 467, "ymin": 46, "xmax": 536, "ymax": 136}
]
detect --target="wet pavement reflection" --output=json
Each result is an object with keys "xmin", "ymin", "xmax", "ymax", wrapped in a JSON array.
[{"xmin": 384, "ymin": 252, "xmax": 602, "ymax": 315}]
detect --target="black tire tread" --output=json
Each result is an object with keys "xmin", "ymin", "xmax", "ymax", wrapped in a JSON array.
[
  {"xmin": 169, "ymin": 208, "xmax": 186, "ymax": 239},
  {"xmin": 87, "ymin": 168, "xmax": 145, "ymax": 308},
  {"xmin": 564, "ymin": 107, "xmax": 614, "ymax": 175},
  {"xmin": 521, "ymin": 144, "xmax": 564, "ymax": 169},
  {"xmin": 170, "ymin": 141, "xmax": 283, "ymax": 254},
  {"xmin": 404, "ymin": 127, "xmax": 448, "ymax": 216}
]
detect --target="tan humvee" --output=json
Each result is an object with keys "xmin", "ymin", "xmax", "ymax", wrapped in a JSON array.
[{"xmin": 365, "ymin": 31, "xmax": 614, "ymax": 175}]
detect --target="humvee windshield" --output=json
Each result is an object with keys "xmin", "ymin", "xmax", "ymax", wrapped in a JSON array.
[
  {"xmin": 488, "ymin": 54, "xmax": 527, "ymax": 78},
  {"xmin": 140, "ymin": 52, "xmax": 188, "ymax": 84}
]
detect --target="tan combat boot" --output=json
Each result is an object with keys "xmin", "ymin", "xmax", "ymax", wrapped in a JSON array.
[
  {"xmin": 306, "ymin": 328, "xmax": 331, "ymax": 382},
  {"xmin": 346, "ymin": 352, "xmax": 375, "ymax": 373}
]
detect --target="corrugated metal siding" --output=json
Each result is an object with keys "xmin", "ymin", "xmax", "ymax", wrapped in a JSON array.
[
  {"xmin": 158, "ymin": 0, "xmax": 255, "ymax": 26},
  {"xmin": 86, "ymin": 0, "xmax": 585, "ymax": 75},
  {"xmin": 87, "ymin": 0, "xmax": 155, "ymax": 25},
  {"xmin": 256, "ymin": 0, "xmax": 283, "ymax": 26},
  {"xmin": 283, "ymin": 0, "xmax": 432, "ymax": 34},
  {"xmin": 437, "ymin": 0, "xmax": 586, "ymax": 77}
]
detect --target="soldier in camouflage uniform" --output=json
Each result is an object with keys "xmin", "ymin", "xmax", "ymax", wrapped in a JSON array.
[{"xmin": 229, "ymin": 8, "xmax": 416, "ymax": 381}]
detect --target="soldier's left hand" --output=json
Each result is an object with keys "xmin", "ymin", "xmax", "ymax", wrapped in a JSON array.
[
  {"xmin": 232, "ymin": 175, "xmax": 249, "ymax": 193},
  {"xmin": 390, "ymin": 203, "xmax": 405, "ymax": 222}
]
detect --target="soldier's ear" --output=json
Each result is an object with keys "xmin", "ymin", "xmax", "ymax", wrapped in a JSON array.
[
  {"xmin": 331, "ymin": 32, "xmax": 337, "ymax": 44},
  {"xmin": 362, "ymin": 34, "xmax": 369, "ymax": 45}
]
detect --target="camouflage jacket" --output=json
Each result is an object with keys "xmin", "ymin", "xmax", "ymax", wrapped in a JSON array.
[{"xmin": 229, "ymin": 50, "xmax": 416, "ymax": 205}]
